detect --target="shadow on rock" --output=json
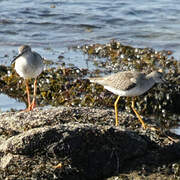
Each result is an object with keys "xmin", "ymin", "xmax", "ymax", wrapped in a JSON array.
[
  {"xmin": 0, "ymin": 107, "xmax": 179, "ymax": 179},
  {"xmin": 47, "ymin": 125, "xmax": 147, "ymax": 179}
]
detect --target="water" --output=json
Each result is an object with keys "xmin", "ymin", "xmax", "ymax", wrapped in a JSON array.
[
  {"xmin": 170, "ymin": 123, "xmax": 180, "ymax": 135},
  {"xmin": 1, "ymin": 0, "xmax": 180, "ymax": 111},
  {"xmin": 0, "ymin": 94, "xmax": 25, "ymax": 111}
]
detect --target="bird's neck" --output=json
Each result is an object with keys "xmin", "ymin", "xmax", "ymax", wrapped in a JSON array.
[{"xmin": 145, "ymin": 73, "xmax": 156, "ymax": 86}]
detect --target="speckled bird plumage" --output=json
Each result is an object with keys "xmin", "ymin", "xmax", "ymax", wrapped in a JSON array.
[
  {"xmin": 89, "ymin": 71, "xmax": 163, "ymax": 97},
  {"xmin": 89, "ymin": 70, "xmax": 164, "ymax": 128}
]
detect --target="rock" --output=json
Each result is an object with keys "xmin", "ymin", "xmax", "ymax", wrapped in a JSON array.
[
  {"xmin": 0, "ymin": 106, "xmax": 179, "ymax": 179},
  {"xmin": 0, "ymin": 153, "xmax": 14, "ymax": 169}
]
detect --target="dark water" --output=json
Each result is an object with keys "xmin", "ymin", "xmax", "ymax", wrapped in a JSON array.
[
  {"xmin": 1, "ymin": 0, "xmax": 180, "ymax": 64},
  {"xmin": 0, "ymin": 0, "xmax": 180, "ymax": 113},
  {"xmin": 170, "ymin": 123, "xmax": 180, "ymax": 135}
]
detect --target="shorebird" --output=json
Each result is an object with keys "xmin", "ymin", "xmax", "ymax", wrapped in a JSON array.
[
  {"xmin": 11, "ymin": 45, "xmax": 43, "ymax": 111},
  {"xmin": 89, "ymin": 71, "xmax": 164, "ymax": 128}
]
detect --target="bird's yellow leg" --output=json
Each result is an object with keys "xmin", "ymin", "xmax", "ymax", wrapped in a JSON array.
[
  {"xmin": 114, "ymin": 96, "xmax": 121, "ymax": 126},
  {"xmin": 131, "ymin": 98, "xmax": 146, "ymax": 129},
  {"xmin": 30, "ymin": 78, "xmax": 37, "ymax": 109}
]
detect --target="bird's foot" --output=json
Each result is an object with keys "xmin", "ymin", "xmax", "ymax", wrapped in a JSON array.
[
  {"xmin": 20, "ymin": 107, "xmax": 32, "ymax": 112},
  {"xmin": 141, "ymin": 122, "xmax": 160, "ymax": 131},
  {"xmin": 20, "ymin": 102, "xmax": 36, "ymax": 112},
  {"xmin": 29, "ymin": 100, "xmax": 36, "ymax": 110},
  {"xmin": 141, "ymin": 123, "xmax": 147, "ymax": 129}
]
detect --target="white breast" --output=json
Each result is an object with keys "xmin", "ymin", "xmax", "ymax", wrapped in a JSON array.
[
  {"xmin": 15, "ymin": 56, "xmax": 43, "ymax": 79},
  {"xmin": 104, "ymin": 85, "xmax": 150, "ymax": 97}
]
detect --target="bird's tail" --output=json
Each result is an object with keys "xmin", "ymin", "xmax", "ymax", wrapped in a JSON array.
[{"xmin": 88, "ymin": 77, "xmax": 104, "ymax": 84}]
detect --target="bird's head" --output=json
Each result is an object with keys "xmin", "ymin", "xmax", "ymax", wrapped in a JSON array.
[
  {"xmin": 151, "ymin": 70, "xmax": 165, "ymax": 83},
  {"xmin": 18, "ymin": 45, "xmax": 31, "ymax": 54},
  {"xmin": 11, "ymin": 45, "xmax": 31, "ymax": 65}
]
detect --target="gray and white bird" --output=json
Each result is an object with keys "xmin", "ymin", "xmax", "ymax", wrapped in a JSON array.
[
  {"xmin": 11, "ymin": 45, "xmax": 43, "ymax": 111},
  {"xmin": 89, "ymin": 70, "xmax": 165, "ymax": 128}
]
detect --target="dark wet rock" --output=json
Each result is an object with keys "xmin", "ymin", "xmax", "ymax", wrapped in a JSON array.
[
  {"xmin": 0, "ymin": 65, "xmax": 8, "ymax": 77},
  {"xmin": 0, "ymin": 107, "xmax": 180, "ymax": 179},
  {"xmin": 0, "ymin": 123, "xmax": 147, "ymax": 179},
  {"xmin": 80, "ymin": 40, "xmax": 180, "ymax": 117},
  {"xmin": 0, "ymin": 65, "xmax": 179, "ymax": 128},
  {"xmin": 0, "ymin": 41, "xmax": 179, "ymax": 129}
]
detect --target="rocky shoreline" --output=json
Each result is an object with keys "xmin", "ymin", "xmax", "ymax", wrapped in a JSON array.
[
  {"xmin": 0, "ymin": 40, "xmax": 180, "ymax": 179},
  {"xmin": 0, "ymin": 106, "xmax": 179, "ymax": 179}
]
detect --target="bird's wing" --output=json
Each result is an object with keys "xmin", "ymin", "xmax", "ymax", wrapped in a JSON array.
[
  {"xmin": 33, "ymin": 51, "xmax": 43, "ymax": 60},
  {"xmin": 96, "ymin": 71, "xmax": 143, "ymax": 91}
]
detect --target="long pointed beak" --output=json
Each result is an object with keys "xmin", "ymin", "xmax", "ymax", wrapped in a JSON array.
[{"xmin": 11, "ymin": 52, "xmax": 24, "ymax": 65}]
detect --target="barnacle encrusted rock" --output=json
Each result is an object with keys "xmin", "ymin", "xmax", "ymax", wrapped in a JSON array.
[
  {"xmin": 0, "ymin": 41, "xmax": 179, "ymax": 129},
  {"xmin": 0, "ymin": 107, "xmax": 179, "ymax": 179}
]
